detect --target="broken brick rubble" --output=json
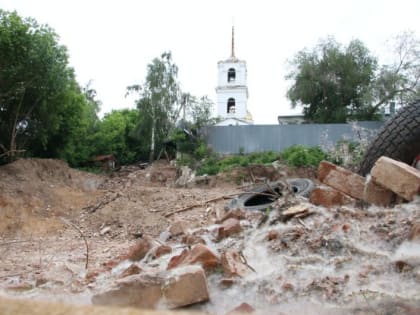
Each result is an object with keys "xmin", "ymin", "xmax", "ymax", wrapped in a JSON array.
[
  {"xmin": 318, "ymin": 161, "xmax": 365, "ymax": 200},
  {"xmin": 371, "ymin": 156, "xmax": 420, "ymax": 201}
]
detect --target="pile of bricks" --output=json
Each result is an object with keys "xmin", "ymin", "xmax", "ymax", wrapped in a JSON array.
[{"xmin": 310, "ymin": 157, "xmax": 420, "ymax": 208}]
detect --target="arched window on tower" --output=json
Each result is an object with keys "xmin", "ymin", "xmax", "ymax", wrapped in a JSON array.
[
  {"xmin": 227, "ymin": 68, "xmax": 236, "ymax": 82},
  {"xmin": 227, "ymin": 98, "xmax": 236, "ymax": 114}
]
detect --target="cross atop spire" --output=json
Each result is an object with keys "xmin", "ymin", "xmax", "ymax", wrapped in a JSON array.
[{"xmin": 231, "ymin": 25, "xmax": 235, "ymax": 58}]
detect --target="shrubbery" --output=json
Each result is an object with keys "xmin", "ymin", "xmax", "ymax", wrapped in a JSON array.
[
  {"xmin": 280, "ymin": 145, "xmax": 327, "ymax": 167},
  {"xmin": 195, "ymin": 151, "xmax": 280, "ymax": 176},
  {"xmin": 178, "ymin": 139, "xmax": 369, "ymax": 176}
]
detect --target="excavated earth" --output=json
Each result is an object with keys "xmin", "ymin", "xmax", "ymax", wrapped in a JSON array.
[{"xmin": 0, "ymin": 158, "xmax": 419, "ymax": 315}]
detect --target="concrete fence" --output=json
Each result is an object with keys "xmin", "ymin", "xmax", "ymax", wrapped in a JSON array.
[{"xmin": 204, "ymin": 121, "xmax": 384, "ymax": 155}]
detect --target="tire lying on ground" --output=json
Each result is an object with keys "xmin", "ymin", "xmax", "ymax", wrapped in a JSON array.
[
  {"xmin": 358, "ymin": 99, "xmax": 420, "ymax": 176},
  {"xmin": 226, "ymin": 178, "xmax": 314, "ymax": 211}
]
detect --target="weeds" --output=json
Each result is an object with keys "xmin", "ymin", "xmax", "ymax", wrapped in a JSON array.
[
  {"xmin": 195, "ymin": 151, "xmax": 280, "ymax": 176},
  {"xmin": 281, "ymin": 145, "xmax": 327, "ymax": 167},
  {"xmin": 321, "ymin": 122, "xmax": 377, "ymax": 170}
]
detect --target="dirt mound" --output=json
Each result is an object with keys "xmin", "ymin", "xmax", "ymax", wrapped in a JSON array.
[
  {"xmin": 0, "ymin": 158, "xmax": 101, "ymax": 191},
  {"xmin": 0, "ymin": 159, "xmax": 104, "ymax": 237}
]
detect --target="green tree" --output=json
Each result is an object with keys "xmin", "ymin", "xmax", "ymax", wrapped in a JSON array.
[
  {"xmin": 0, "ymin": 10, "xmax": 87, "ymax": 162},
  {"xmin": 54, "ymin": 83, "xmax": 101, "ymax": 166},
  {"xmin": 127, "ymin": 52, "xmax": 180, "ymax": 161},
  {"xmin": 183, "ymin": 94, "xmax": 217, "ymax": 129},
  {"xmin": 172, "ymin": 94, "xmax": 217, "ymax": 158},
  {"xmin": 286, "ymin": 37, "xmax": 377, "ymax": 122},
  {"xmin": 92, "ymin": 109, "xmax": 141, "ymax": 165},
  {"xmin": 371, "ymin": 31, "xmax": 420, "ymax": 113},
  {"xmin": 286, "ymin": 33, "xmax": 420, "ymax": 122}
]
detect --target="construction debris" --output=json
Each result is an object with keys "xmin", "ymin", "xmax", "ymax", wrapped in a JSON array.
[
  {"xmin": 1, "ymin": 157, "xmax": 420, "ymax": 314},
  {"xmin": 371, "ymin": 156, "xmax": 420, "ymax": 201},
  {"xmin": 92, "ymin": 265, "xmax": 209, "ymax": 309}
]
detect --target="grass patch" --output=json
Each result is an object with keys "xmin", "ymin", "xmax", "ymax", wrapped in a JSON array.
[
  {"xmin": 196, "ymin": 151, "xmax": 280, "ymax": 176},
  {"xmin": 280, "ymin": 145, "xmax": 327, "ymax": 167}
]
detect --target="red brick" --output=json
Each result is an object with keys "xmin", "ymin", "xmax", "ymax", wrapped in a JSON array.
[
  {"xmin": 226, "ymin": 302, "xmax": 256, "ymax": 314},
  {"xmin": 155, "ymin": 245, "xmax": 172, "ymax": 258},
  {"xmin": 92, "ymin": 265, "xmax": 209, "ymax": 309},
  {"xmin": 310, "ymin": 185, "xmax": 354, "ymax": 207},
  {"xmin": 221, "ymin": 250, "xmax": 250, "ymax": 278},
  {"xmin": 163, "ymin": 266, "xmax": 210, "ymax": 308},
  {"xmin": 127, "ymin": 236, "xmax": 153, "ymax": 261},
  {"xmin": 167, "ymin": 243, "xmax": 220, "ymax": 271},
  {"xmin": 218, "ymin": 218, "xmax": 242, "ymax": 240},
  {"xmin": 318, "ymin": 161, "xmax": 365, "ymax": 199},
  {"xmin": 363, "ymin": 177, "xmax": 395, "ymax": 206},
  {"xmin": 371, "ymin": 156, "xmax": 420, "ymax": 201},
  {"xmin": 120, "ymin": 264, "xmax": 142, "ymax": 278}
]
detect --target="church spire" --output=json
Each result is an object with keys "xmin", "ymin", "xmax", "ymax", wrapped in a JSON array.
[{"xmin": 231, "ymin": 25, "xmax": 235, "ymax": 58}]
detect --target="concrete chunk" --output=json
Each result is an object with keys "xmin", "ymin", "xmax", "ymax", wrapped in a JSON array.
[
  {"xmin": 318, "ymin": 161, "xmax": 365, "ymax": 200},
  {"xmin": 371, "ymin": 156, "xmax": 420, "ymax": 201}
]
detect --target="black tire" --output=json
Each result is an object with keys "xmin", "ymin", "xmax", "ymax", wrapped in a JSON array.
[
  {"xmin": 226, "ymin": 179, "xmax": 314, "ymax": 211},
  {"xmin": 359, "ymin": 100, "xmax": 420, "ymax": 176},
  {"xmin": 286, "ymin": 178, "xmax": 314, "ymax": 198}
]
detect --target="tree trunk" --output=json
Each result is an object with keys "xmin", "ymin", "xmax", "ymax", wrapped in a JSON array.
[{"xmin": 149, "ymin": 119, "xmax": 155, "ymax": 162}]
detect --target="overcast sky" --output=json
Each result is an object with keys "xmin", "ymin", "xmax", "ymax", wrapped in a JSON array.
[{"xmin": 1, "ymin": 0, "xmax": 419, "ymax": 124}]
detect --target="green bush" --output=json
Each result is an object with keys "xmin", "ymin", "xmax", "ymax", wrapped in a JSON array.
[
  {"xmin": 196, "ymin": 151, "xmax": 280, "ymax": 176},
  {"xmin": 281, "ymin": 145, "xmax": 327, "ymax": 167}
]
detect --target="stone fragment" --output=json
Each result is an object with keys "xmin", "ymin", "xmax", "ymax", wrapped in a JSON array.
[
  {"xmin": 162, "ymin": 265, "xmax": 210, "ymax": 309},
  {"xmin": 267, "ymin": 230, "xmax": 279, "ymax": 241},
  {"xmin": 99, "ymin": 226, "xmax": 111, "ymax": 236},
  {"xmin": 182, "ymin": 234, "xmax": 206, "ymax": 246},
  {"xmin": 120, "ymin": 264, "xmax": 142, "ymax": 278},
  {"xmin": 35, "ymin": 277, "xmax": 48, "ymax": 287},
  {"xmin": 226, "ymin": 302, "xmax": 256, "ymax": 314},
  {"xmin": 174, "ymin": 165, "xmax": 195, "ymax": 187},
  {"xmin": 363, "ymin": 177, "xmax": 395, "ymax": 206},
  {"xmin": 318, "ymin": 161, "xmax": 365, "ymax": 199},
  {"xmin": 217, "ymin": 218, "xmax": 242, "ymax": 240},
  {"xmin": 5, "ymin": 282, "xmax": 33, "ymax": 292},
  {"xmin": 155, "ymin": 244, "xmax": 172, "ymax": 258},
  {"xmin": 218, "ymin": 208, "xmax": 247, "ymax": 223},
  {"xmin": 127, "ymin": 236, "xmax": 153, "ymax": 261},
  {"xmin": 169, "ymin": 220, "xmax": 187, "ymax": 236},
  {"xmin": 221, "ymin": 250, "xmax": 250, "ymax": 277},
  {"xmin": 167, "ymin": 243, "xmax": 220, "ymax": 270},
  {"xmin": 310, "ymin": 185, "xmax": 354, "ymax": 207},
  {"xmin": 408, "ymin": 222, "xmax": 420, "ymax": 241},
  {"xmin": 92, "ymin": 265, "xmax": 209, "ymax": 309},
  {"xmin": 371, "ymin": 156, "xmax": 420, "ymax": 201},
  {"xmin": 220, "ymin": 278, "xmax": 236, "ymax": 287}
]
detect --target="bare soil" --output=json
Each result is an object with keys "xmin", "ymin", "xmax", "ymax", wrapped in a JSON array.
[
  {"xmin": 0, "ymin": 158, "xmax": 243, "ymax": 304},
  {"xmin": 0, "ymin": 158, "xmax": 419, "ymax": 315}
]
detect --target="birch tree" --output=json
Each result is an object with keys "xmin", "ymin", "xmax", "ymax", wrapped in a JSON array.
[{"xmin": 127, "ymin": 52, "xmax": 180, "ymax": 161}]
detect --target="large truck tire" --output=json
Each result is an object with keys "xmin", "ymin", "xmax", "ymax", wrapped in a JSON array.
[{"xmin": 358, "ymin": 100, "xmax": 420, "ymax": 176}]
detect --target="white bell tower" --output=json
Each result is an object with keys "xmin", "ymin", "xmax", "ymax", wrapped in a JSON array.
[{"xmin": 215, "ymin": 26, "xmax": 253, "ymax": 126}]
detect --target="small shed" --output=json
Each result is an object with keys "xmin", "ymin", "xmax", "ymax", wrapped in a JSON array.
[{"xmin": 93, "ymin": 154, "xmax": 116, "ymax": 171}]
